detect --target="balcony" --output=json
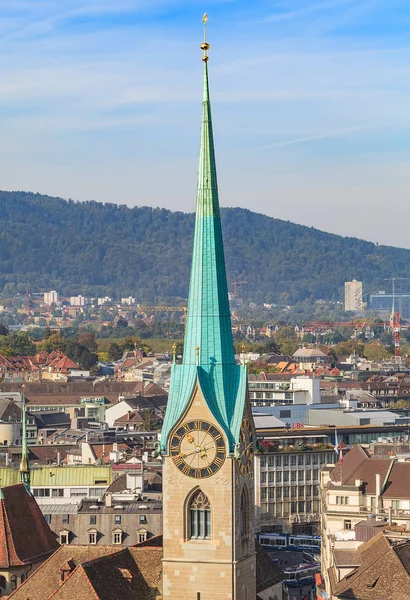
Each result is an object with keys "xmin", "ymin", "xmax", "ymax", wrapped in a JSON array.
[{"xmin": 358, "ymin": 506, "xmax": 410, "ymax": 519}]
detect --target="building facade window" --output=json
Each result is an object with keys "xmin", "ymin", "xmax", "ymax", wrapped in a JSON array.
[
  {"xmin": 112, "ymin": 530, "xmax": 122, "ymax": 544},
  {"xmin": 336, "ymin": 496, "xmax": 349, "ymax": 505},
  {"xmin": 88, "ymin": 530, "xmax": 97, "ymax": 544},
  {"xmin": 240, "ymin": 488, "xmax": 249, "ymax": 540},
  {"xmin": 60, "ymin": 531, "xmax": 69, "ymax": 544},
  {"xmin": 115, "ymin": 515, "xmax": 121, "ymax": 525},
  {"xmin": 45, "ymin": 514, "xmax": 51, "ymax": 524},
  {"xmin": 33, "ymin": 488, "xmax": 51, "ymax": 498},
  {"xmin": 62, "ymin": 514, "xmax": 69, "ymax": 524},
  {"xmin": 140, "ymin": 515, "xmax": 147, "ymax": 524},
  {"xmin": 344, "ymin": 520, "xmax": 352, "ymax": 530},
  {"xmin": 189, "ymin": 490, "xmax": 211, "ymax": 540},
  {"xmin": 138, "ymin": 530, "xmax": 147, "ymax": 543},
  {"xmin": 10, "ymin": 576, "xmax": 17, "ymax": 590},
  {"xmin": 90, "ymin": 515, "xmax": 97, "ymax": 525}
]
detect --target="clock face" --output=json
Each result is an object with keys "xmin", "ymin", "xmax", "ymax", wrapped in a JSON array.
[
  {"xmin": 170, "ymin": 420, "xmax": 226, "ymax": 478},
  {"xmin": 239, "ymin": 416, "xmax": 254, "ymax": 476}
]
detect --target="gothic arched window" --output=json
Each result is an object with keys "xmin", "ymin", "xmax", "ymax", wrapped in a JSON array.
[
  {"xmin": 240, "ymin": 488, "xmax": 249, "ymax": 539},
  {"xmin": 189, "ymin": 490, "xmax": 211, "ymax": 540}
]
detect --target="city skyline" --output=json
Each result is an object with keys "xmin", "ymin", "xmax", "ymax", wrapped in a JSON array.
[{"xmin": 0, "ymin": 1, "xmax": 409, "ymax": 247}]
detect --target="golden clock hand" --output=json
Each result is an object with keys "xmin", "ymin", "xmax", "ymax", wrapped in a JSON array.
[
  {"xmin": 200, "ymin": 442, "xmax": 215, "ymax": 451},
  {"xmin": 177, "ymin": 448, "xmax": 198, "ymax": 459},
  {"xmin": 188, "ymin": 452, "xmax": 198, "ymax": 467}
]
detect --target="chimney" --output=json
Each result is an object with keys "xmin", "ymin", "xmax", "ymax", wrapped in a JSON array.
[
  {"xmin": 355, "ymin": 479, "xmax": 363, "ymax": 489},
  {"xmin": 56, "ymin": 451, "xmax": 61, "ymax": 466},
  {"xmin": 388, "ymin": 506, "xmax": 393, "ymax": 526},
  {"xmin": 105, "ymin": 493, "xmax": 112, "ymax": 507},
  {"xmin": 375, "ymin": 473, "xmax": 382, "ymax": 499},
  {"xmin": 59, "ymin": 560, "xmax": 74, "ymax": 585}
]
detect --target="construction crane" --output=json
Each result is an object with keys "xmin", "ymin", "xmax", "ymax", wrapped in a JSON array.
[
  {"xmin": 26, "ymin": 288, "xmax": 30, "ymax": 328},
  {"xmin": 384, "ymin": 278, "xmax": 410, "ymax": 362},
  {"xmin": 393, "ymin": 310, "xmax": 401, "ymax": 362},
  {"xmin": 231, "ymin": 281, "xmax": 246, "ymax": 297}
]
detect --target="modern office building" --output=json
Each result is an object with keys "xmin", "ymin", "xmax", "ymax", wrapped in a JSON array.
[{"xmin": 370, "ymin": 292, "xmax": 410, "ymax": 318}]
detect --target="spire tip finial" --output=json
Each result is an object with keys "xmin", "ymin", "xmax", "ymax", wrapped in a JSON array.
[{"xmin": 201, "ymin": 13, "xmax": 210, "ymax": 61}]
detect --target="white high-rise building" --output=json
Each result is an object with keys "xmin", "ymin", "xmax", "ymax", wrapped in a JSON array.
[
  {"xmin": 70, "ymin": 295, "xmax": 86, "ymax": 307},
  {"xmin": 345, "ymin": 279, "xmax": 363, "ymax": 311},
  {"xmin": 44, "ymin": 290, "xmax": 58, "ymax": 305},
  {"xmin": 121, "ymin": 296, "xmax": 136, "ymax": 305}
]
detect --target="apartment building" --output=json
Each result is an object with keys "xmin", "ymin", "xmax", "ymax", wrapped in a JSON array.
[
  {"xmin": 321, "ymin": 444, "xmax": 410, "ymax": 596},
  {"xmin": 43, "ymin": 290, "xmax": 58, "ymax": 305},
  {"xmin": 41, "ymin": 495, "xmax": 162, "ymax": 547},
  {"xmin": 344, "ymin": 279, "xmax": 363, "ymax": 311},
  {"xmin": 249, "ymin": 375, "xmax": 321, "ymax": 406}
]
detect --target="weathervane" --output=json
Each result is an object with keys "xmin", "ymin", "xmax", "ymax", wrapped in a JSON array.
[{"xmin": 201, "ymin": 13, "xmax": 210, "ymax": 62}]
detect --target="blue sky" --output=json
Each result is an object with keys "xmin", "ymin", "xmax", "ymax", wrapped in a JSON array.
[{"xmin": 1, "ymin": 0, "xmax": 410, "ymax": 246}]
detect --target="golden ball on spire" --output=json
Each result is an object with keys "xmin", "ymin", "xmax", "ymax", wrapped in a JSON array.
[
  {"xmin": 201, "ymin": 12, "xmax": 210, "ymax": 61},
  {"xmin": 201, "ymin": 42, "xmax": 210, "ymax": 61}
]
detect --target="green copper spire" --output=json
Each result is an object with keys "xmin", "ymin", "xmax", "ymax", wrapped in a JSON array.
[
  {"xmin": 161, "ymin": 17, "xmax": 247, "ymax": 454},
  {"xmin": 19, "ymin": 385, "xmax": 30, "ymax": 491},
  {"xmin": 183, "ymin": 52, "xmax": 234, "ymax": 367}
]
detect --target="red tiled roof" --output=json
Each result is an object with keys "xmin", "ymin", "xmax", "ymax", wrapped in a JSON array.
[
  {"xmin": 90, "ymin": 443, "xmax": 131, "ymax": 463},
  {"xmin": 8, "ymin": 544, "xmax": 163, "ymax": 600},
  {"xmin": 48, "ymin": 355, "xmax": 80, "ymax": 372},
  {"xmin": 0, "ymin": 484, "xmax": 58, "ymax": 567},
  {"xmin": 382, "ymin": 462, "xmax": 410, "ymax": 499},
  {"xmin": 114, "ymin": 411, "xmax": 143, "ymax": 425}
]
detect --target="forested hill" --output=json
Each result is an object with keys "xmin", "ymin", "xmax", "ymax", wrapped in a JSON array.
[{"xmin": 0, "ymin": 190, "xmax": 409, "ymax": 304}]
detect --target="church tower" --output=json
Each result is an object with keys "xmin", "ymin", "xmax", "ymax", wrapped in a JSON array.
[{"xmin": 160, "ymin": 16, "xmax": 256, "ymax": 600}]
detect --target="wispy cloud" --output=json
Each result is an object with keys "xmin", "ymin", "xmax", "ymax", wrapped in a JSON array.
[
  {"xmin": 0, "ymin": 0, "xmax": 410, "ymax": 246},
  {"xmin": 264, "ymin": 126, "xmax": 365, "ymax": 148},
  {"xmin": 264, "ymin": 0, "xmax": 358, "ymax": 23}
]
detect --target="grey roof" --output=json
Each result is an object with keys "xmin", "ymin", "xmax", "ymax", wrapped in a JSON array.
[{"xmin": 40, "ymin": 504, "xmax": 78, "ymax": 514}]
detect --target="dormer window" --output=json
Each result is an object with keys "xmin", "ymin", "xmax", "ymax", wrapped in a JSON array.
[
  {"xmin": 59, "ymin": 530, "xmax": 70, "ymax": 545},
  {"xmin": 88, "ymin": 528, "xmax": 98, "ymax": 544},
  {"xmin": 112, "ymin": 528, "xmax": 123, "ymax": 544}
]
